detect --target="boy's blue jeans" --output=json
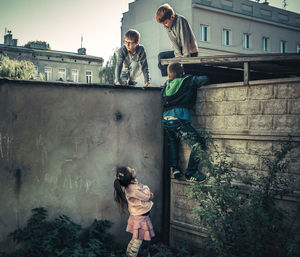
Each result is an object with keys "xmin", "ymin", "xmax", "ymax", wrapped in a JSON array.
[{"xmin": 162, "ymin": 119, "xmax": 206, "ymax": 175}]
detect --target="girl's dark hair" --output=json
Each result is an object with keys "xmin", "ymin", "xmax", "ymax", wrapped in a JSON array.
[
  {"xmin": 156, "ymin": 4, "xmax": 175, "ymax": 23},
  {"xmin": 113, "ymin": 166, "xmax": 134, "ymax": 213},
  {"xmin": 125, "ymin": 29, "xmax": 140, "ymax": 43}
]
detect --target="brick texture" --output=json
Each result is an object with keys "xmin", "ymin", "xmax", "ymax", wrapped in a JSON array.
[{"xmin": 170, "ymin": 79, "xmax": 300, "ymax": 249}]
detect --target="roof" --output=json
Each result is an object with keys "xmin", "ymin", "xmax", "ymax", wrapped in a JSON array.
[
  {"xmin": 0, "ymin": 44, "xmax": 104, "ymax": 63},
  {"xmin": 161, "ymin": 53, "xmax": 300, "ymax": 85}
]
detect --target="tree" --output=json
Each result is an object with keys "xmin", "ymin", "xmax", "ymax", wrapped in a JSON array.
[
  {"xmin": 99, "ymin": 50, "xmax": 117, "ymax": 84},
  {"xmin": 24, "ymin": 40, "xmax": 51, "ymax": 50},
  {"xmin": 0, "ymin": 54, "xmax": 35, "ymax": 80}
]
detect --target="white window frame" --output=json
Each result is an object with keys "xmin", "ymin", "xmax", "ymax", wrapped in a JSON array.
[
  {"xmin": 243, "ymin": 33, "xmax": 250, "ymax": 49},
  {"xmin": 34, "ymin": 66, "xmax": 39, "ymax": 80},
  {"xmin": 86, "ymin": 71, "xmax": 92, "ymax": 84},
  {"xmin": 58, "ymin": 68, "xmax": 66, "ymax": 81},
  {"xmin": 222, "ymin": 29, "xmax": 231, "ymax": 46},
  {"xmin": 200, "ymin": 24, "xmax": 209, "ymax": 42},
  {"xmin": 44, "ymin": 67, "xmax": 52, "ymax": 81},
  {"xmin": 262, "ymin": 37, "xmax": 269, "ymax": 52},
  {"xmin": 280, "ymin": 40, "xmax": 286, "ymax": 53},
  {"xmin": 72, "ymin": 69, "xmax": 79, "ymax": 82}
]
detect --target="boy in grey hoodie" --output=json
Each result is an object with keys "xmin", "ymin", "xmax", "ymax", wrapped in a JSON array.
[
  {"xmin": 115, "ymin": 29, "xmax": 151, "ymax": 87},
  {"xmin": 156, "ymin": 3, "xmax": 198, "ymax": 76}
]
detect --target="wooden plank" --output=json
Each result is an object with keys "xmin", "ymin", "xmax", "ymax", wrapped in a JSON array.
[{"xmin": 160, "ymin": 53, "xmax": 300, "ymax": 65}]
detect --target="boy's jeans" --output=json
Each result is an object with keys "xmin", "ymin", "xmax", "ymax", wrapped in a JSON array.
[{"xmin": 162, "ymin": 119, "xmax": 206, "ymax": 174}]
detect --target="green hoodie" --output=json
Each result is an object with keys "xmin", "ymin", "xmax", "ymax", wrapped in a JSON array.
[{"xmin": 165, "ymin": 76, "xmax": 189, "ymax": 96}]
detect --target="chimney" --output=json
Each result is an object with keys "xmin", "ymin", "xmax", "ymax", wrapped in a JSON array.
[
  {"xmin": 4, "ymin": 33, "xmax": 12, "ymax": 45},
  {"xmin": 78, "ymin": 47, "xmax": 86, "ymax": 55},
  {"xmin": 4, "ymin": 30, "xmax": 18, "ymax": 46}
]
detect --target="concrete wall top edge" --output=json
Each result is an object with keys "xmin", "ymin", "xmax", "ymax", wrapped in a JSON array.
[
  {"xmin": 206, "ymin": 77, "xmax": 300, "ymax": 89},
  {"xmin": 0, "ymin": 78, "xmax": 162, "ymax": 91}
]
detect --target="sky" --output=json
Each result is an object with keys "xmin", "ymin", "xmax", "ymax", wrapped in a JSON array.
[{"xmin": 0, "ymin": 0, "xmax": 300, "ymax": 64}]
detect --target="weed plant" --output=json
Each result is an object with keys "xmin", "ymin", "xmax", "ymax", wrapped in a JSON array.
[{"xmin": 189, "ymin": 135, "xmax": 300, "ymax": 257}]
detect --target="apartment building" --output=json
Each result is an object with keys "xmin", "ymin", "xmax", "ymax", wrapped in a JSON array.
[{"xmin": 0, "ymin": 32, "xmax": 103, "ymax": 84}]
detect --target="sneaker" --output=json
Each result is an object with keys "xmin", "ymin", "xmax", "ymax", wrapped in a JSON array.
[
  {"xmin": 185, "ymin": 171, "xmax": 206, "ymax": 182},
  {"xmin": 170, "ymin": 168, "xmax": 183, "ymax": 179},
  {"xmin": 128, "ymin": 80, "xmax": 137, "ymax": 86}
]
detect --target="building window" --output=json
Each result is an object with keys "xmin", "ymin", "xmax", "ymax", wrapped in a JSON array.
[
  {"xmin": 297, "ymin": 44, "xmax": 300, "ymax": 53},
  {"xmin": 72, "ymin": 69, "xmax": 79, "ymax": 82},
  {"xmin": 243, "ymin": 33, "xmax": 250, "ymax": 49},
  {"xmin": 86, "ymin": 71, "xmax": 92, "ymax": 84},
  {"xmin": 280, "ymin": 40, "xmax": 286, "ymax": 53},
  {"xmin": 222, "ymin": 29, "xmax": 231, "ymax": 46},
  {"xmin": 200, "ymin": 25, "xmax": 209, "ymax": 42},
  {"xmin": 58, "ymin": 68, "xmax": 66, "ymax": 81},
  {"xmin": 44, "ymin": 67, "xmax": 52, "ymax": 81},
  {"xmin": 34, "ymin": 67, "xmax": 39, "ymax": 80},
  {"xmin": 262, "ymin": 37, "xmax": 269, "ymax": 52}
]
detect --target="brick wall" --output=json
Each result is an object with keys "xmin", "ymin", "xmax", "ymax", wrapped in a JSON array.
[{"xmin": 170, "ymin": 77, "xmax": 300, "ymax": 249}]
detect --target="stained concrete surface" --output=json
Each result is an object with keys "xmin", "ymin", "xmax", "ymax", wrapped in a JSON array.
[{"xmin": 0, "ymin": 79, "xmax": 164, "ymax": 250}]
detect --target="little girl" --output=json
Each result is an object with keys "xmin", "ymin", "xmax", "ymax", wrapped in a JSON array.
[{"xmin": 114, "ymin": 166, "xmax": 155, "ymax": 257}]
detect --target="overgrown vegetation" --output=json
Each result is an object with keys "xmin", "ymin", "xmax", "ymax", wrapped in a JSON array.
[
  {"xmin": 0, "ymin": 55, "xmax": 35, "ymax": 80},
  {"xmin": 188, "ymin": 135, "xmax": 300, "ymax": 257},
  {"xmin": 24, "ymin": 40, "xmax": 51, "ymax": 50},
  {"xmin": 99, "ymin": 51, "xmax": 117, "ymax": 84},
  {"xmin": 0, "ymin": 208, "xmax": 123, "ymax": 257}
]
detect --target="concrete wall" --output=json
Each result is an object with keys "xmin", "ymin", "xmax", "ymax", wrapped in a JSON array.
[
  {"xmin": 170, "ymin": 77, "xmax": 300, "ymax": 249},
  {"xmin": 0, "ymin": 79, "xmax": 164, "ymax": 251}
]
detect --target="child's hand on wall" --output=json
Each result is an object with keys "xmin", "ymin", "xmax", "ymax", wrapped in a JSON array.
[{"xmin": 150, "ymin": 192, "xmax": 154, "ymax": 200}]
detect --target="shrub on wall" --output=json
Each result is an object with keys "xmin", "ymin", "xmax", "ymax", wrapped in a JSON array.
[{"xmin": 189, "ymin": 138, "xmax": 300, "ymax": 257}]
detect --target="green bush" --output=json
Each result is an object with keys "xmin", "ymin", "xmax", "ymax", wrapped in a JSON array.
[
  {"xmin": 99, "ymin": 51, "xmax": 117, "ymax": 84},
  {"xmin": 0, "ymin": 208, "xmax": 123, "ymax": 257},
  {"xmin": 24, "ymin": 41, "xmax": 51, "ymax": 50},
  {"xmin": 0, "ymin": 55, "xmax": 35, "ymax": 80},
  {"xmin": 189, "ymin": 137, "xmax": 300, "ymax": 257}
]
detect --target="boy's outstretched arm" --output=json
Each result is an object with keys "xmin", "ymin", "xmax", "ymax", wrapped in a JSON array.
[{"xmin": 193, "ymin": 75, "xmax": 210, "ymax": 88}]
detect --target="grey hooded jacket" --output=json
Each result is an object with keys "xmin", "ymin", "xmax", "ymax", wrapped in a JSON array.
[{"xmin": 166, "ymin": 14, "xmax": 198, "ymax": 57}]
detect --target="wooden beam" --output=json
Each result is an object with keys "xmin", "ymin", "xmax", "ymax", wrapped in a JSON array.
[
  {"xmin": 160, "ymin": 53, "xmax": 300, "ymax": 65},
  {"xmin": 244, "ymin": 62, "xmax": 250, "ymax": 86}
]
